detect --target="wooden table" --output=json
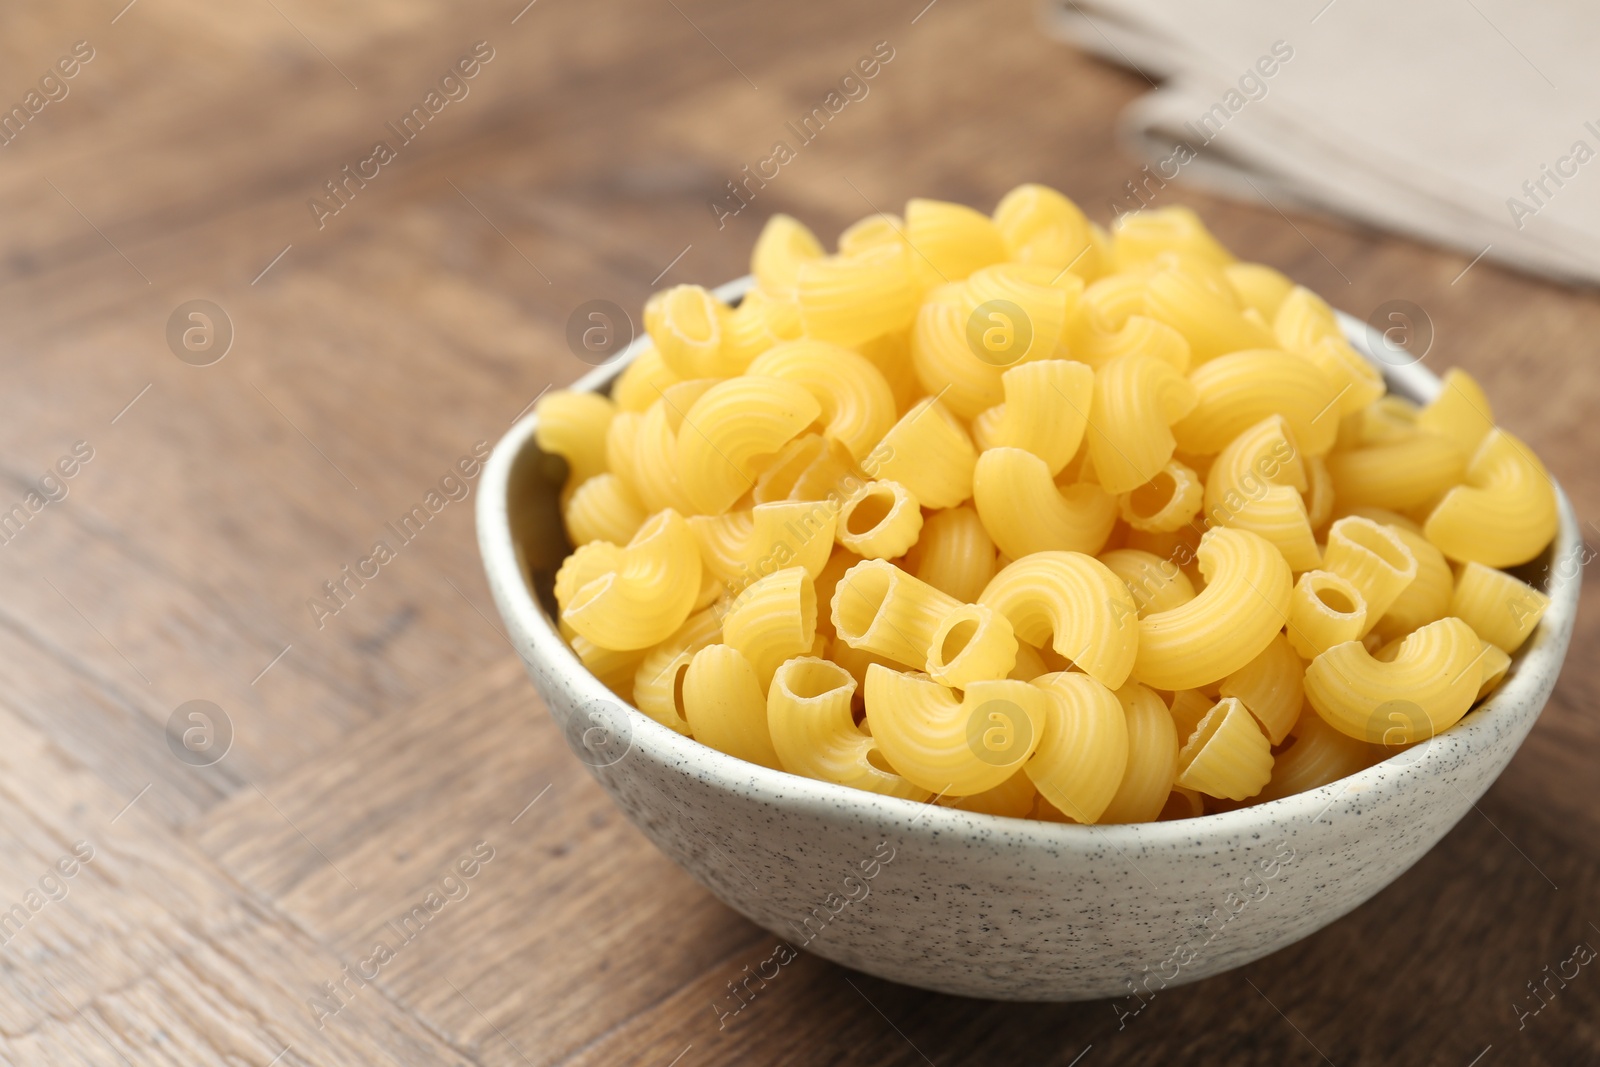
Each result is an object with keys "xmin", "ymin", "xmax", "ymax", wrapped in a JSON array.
[{"xmin": 0, "ymin": 0, "xmax": 1595, "ymax": 1063}]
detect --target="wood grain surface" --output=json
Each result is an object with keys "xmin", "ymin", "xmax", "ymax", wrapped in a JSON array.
[{"xmin": 0, "ymin": 0, "xmax": 1595, "ymax": 1063}]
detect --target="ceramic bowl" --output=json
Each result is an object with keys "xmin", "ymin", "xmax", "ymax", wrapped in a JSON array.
[{"xmin": 476, "ymin": 277, "xmax": 1582, "ymax": 1000}]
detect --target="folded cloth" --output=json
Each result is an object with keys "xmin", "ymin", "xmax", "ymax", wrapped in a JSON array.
[{"xmin": 1043, "ymin": 0, "xmax": 1600, "ymax": 285}]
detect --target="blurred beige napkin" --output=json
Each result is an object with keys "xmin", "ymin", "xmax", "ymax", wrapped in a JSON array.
[{"xmin": 1044, "ymin": 0, "xmax": 1600, "ymax": 284}]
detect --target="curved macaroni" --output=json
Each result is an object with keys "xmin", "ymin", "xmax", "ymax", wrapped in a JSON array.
[
  {"xmin": 612, "ymin": 343, "xmax": 682, "ymax": 414},
  {"xmin": 1025, "ymin": 671, "xmax": 1129, "ymax": 824},
  {"xmin": 561, "ymin": 509, "xmax": 702, "ymax": 651},
  {"xmin": 973, "ymin": 447, "xmax": 1118, "ymax": 558},
  {"xmin": 979, "ymin": 551, "xmax": 1139, "ymax": 689},
  {"xmin": 1219, "ymin": 633, "xmax": 1304, "ymax": 745},
  {"xmin": 1423, "ymin": 428, "xmax": 1559, "ymax": 567},
  {"xmin": 1451, "ymin": 561, "xmax": 1549, "ymax": 653},
  {"xmin": 797, "ymin": 244, "xmax": 919, "ymax": 347},
  {"xmin": 535, "ymin": 390, "xmax": 616, "ymax": 500},
  {"xmin": 722, "ymin": 565, "xmax": 817, "ymax": 688},
  {"xmin": 1203, "ymin": 415, "xmax": 1319, "ymax": 572},
  {"xmin": 866, "ymin": 665, "xmax": 1047, "ymax": 795},
  {"xmin": 926, "ymin": 603, "xmax": 1018, "ymax": 688},
  {"xmin": 1304, "ymin": 616, "xmax": 1485, "ymax": 742},
  {"xmin": 972, "ymin": 360, "xmax": 1094, "ymax": 475},
  {"xmin": 1134, "ymin": 527, "xmax": 1292, "ymax": 691},
  {"xmin": 747, "ymin": 340, "xmax": 896, "ymax": 460},
  {"xmin": 832, "ymin": 559, "xmax": 962, "ymax": 669},
  {"xmin": 677, "ymin": 375, "xmax": 822, "ymax": 514},
  {"xmin": 1098, "ymin": 683, "xmax": 1179, "ymax": 824},
  {"xmin": 1118, "ymin": 459, "xmax": 1204, "ymax": 533},
  {"xmin": 1286, "ymin": 569, "xmax": 1368, "ymax": 659},
  {"xmin": 632, "ymin": 606, "xmax": 724, "ymax": 733},
  {"xmin": 767, "ymin": 657, "xmax": 929, "ymax": 800},
  {"xmin": 1174, "ymin": 697, "xmax": 1273, "ymax": 801},
  {"xmin": 1087, "ymin": 352, "xmax": 1200, "ymax": 495},
  {"xmin": 1172, "ymin": 348, "xmax": 1341, "ymax": 457},
  {"xmin": 1256, "ymin": 710, "xmax": 1376, "ymax": 803},
  {"xmin": 1417, "ymin": 367, "xmax": 1493, "ymax": 458},
  {"xmin": 683, "ymin": 645, "xmax": 783, "ymax": 769},
  {"xmin": 1098, "ymin": 548, "xmax": 1196, "ymax": 616},
  {"xmin": 564, "ymin": 472, "xmax": 646, "ymax": 547},
  {"xmin": 835, "ymin": 480, "xmax": 923, "ymax": 560},
  {"xmin": 1322, "ymin": 516, "xmax": 1418, "ymax": 634},
  {"xmin": 751, "ymin": 213, "xmax": 824, "ymax": 296},
  {"xmin": 901, "ymin": 505, "xmax": 997, "ymax": 603},
  {"xmin": 905, "ymin": 197, "xmax": 1008, "ymax": 285},
  {"xmin": 870, "ymin": 396, "xmax": 977, "ymax": 509}
]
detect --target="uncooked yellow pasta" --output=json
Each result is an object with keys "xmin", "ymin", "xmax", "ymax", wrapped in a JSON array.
[
  {"xmin": 1417, "ymin": 367, "xmax": 1493, "ymax": 457},
  {"xmin": 1175, "ymin": 697, "xmax": 1273, "ymax": 801},
  {"xmin": 676, "ymin": 375, "xmax": 821, "ymax": 515},
  {"xmin": 1172, "ymin": 349, "xmax": 1340, "ymax": 457},
  {"xmin": 1285, "ymin": 570, "xmax": 1367, "ymax": 660},
  {"xmin": 541, "ymin": 187, "xmax": 1562, "ymax": 825},
  {"xmin": 747, "ymin": 340, "xmax": 896, "ymax": 460},
  {"xmin": 972, "ymin": 447, "xmax": 1118, "ymax": 558},
  {"xmin": 835, "ymin": 480, "xmax": 923, "ymax": 560},
  {"xmin": 905, "ymin": 197, "xmax": 1008, "ymax": 286},
  {"xmin": 870, "ymin": 396, "xmax": 977, "ymax": 509},
  {"xmin": 901, "ymin": 505, "xmax": 997, "ymax": 603},
  {"xmin": 832, "ymin": 558, "xmax": 962, "ymax": 669},
  {"xmin": 683, "ymin": 645, "xmax": 783, "ymax": 769},
  {"xmin": 722, "ymin": 565, "xmax": 817, "ymax": 688},
  {"xmin": 564, "ymin": 472, "xmax": 647, "ymax": 547},
  {"xmin": 1026, "ymin": 671, "xmax": 1129, "ymax": 824},
  {"xmin": 926, "ymin": 603, "xmax": 1018, "ymax": 688},
  {"xmin": 535, "ymin": 390, "xmax": 616, "ymax": 500},
  {"xmin": 560, "ymin": 510, "xmax": 702, "ymax": 651},
  {"xmin": 1134, "ymin": 528, "xmax": 1292, "ymax": 691},
  {"xmin": 1450, "ymin": 562, "xmax": 1549, "ymax": 653},
  {"xmin": 1098, "ymin": 548, "xmax": 1196, "ymax": 616},
  {"xmin": 767, "ymin": 657, "xmax": 930, "ymax": 800},
  {"xmin": 1202, "ymin": 415, "xmax": 1319, "ymax": 572},
  {"xmin": 1321, "ymin": 516, "xmax": 1418, "ymax": 634},
  {"xmin": 972, "ymin": 552, "xmax": 1137, "ymax": 688},
  {"xmin": 797, "ymin": 243, "xmax": 919, "ymax": 347},
  {"xmin": 1423, "ymin": 428, "xmax": 1559, "ymax": 567},
  {"xmin": 866, "ymin": 666, "xmax": 1047, "ymax": 795},
  {"xmin": 752, "ymin": 213, "xmax": 824, "ymax": 296},
  {"xmin": 1219, "ymin": 633, "xmax": 1303, "ymax": 745},
  {"xmin": 971, "ymin": 360, "xmax": 1093, "ymax": 475},
  {"xmin": 1304, "ymin": 617, "xmax": 1485, "ymax": 742},
  {"xmin": 1098, "ymin": 683, "xmax": 1179, "ymax": 824}
]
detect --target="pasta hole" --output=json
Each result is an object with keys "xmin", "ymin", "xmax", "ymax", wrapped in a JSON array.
[
  {"xmin": 671, "ymin": 662, "xmax": 691, "ymax": 719},
  {"xmin": 845, "ymin": 489, "xmax": 897, "ymax": 536},
  {"xmin": 865, "ymin": 747, "xmax": 895, "ymax": 774},
  {"xmin": 783, "ymin": 659, "xmax": 852, "ymax": 700},
  {"xmin": 939, "ymin": 618, "xmax": 980, "ymax": 665},
  {"xmin": 1127, "ymin": 470, "xmax": 1175, "ymax": 519},
  {"xmin": 1315, "ymin": 585, "xmax": 1356, "ymax": 615}
]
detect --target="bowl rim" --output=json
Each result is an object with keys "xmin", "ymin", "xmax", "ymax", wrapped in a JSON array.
[{"xmin": 477, "ymin": 275, "xmax": 1584, "ymax": 848}]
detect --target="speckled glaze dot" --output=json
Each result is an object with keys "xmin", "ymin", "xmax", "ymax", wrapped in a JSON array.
[{"xmin": 477, "ymin": 279, "xmax": 1582, "ymax": 1001}]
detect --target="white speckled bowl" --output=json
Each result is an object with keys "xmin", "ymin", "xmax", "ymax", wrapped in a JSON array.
[{"xmin": 477, "ymin": 277, "xmax": 1582, "ymax": 1000}]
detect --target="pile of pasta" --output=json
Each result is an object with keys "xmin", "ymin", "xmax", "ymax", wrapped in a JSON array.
[{"xmin": 535, "ymin": 186, "xmax": 1559, "ymax": 824}]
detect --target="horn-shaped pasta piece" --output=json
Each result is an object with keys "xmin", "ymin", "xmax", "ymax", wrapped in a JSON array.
[
  {"xmin": 1172, "ymin": 349, "xmax": 1341, "ymax": 457},
  {"xmin": 767, "ymin": 657, "xmax": 930, "ymax": 800},
  {"xmin": 676, "ymin": 376, "xmax": 822, "ymax": 515},
  {"xmin": 683, "ymin": 645, "xmax": 783, "ymax": 769},
  {"xmin": 534, "ymin": 391, "xmax": 616, "ymax": 503},
  {"xmin": 979, "ymin": 551, "xmax": 1139, "ymax": 689},
  {"xmin": 1286, "ymin": 570, "xmax": 1367, "ymax": 659},
  {"xmin": 835, "ymin": 480, "xmax": 923, "ymax": 560},
  {"xmin": 905, "ymin": 197, "xmax": 1008, "ymax": 285},
  {"xmin": 748, "ymin": 340, "xmax": 897, "ymax": 460},
  {"xmin": 722, "ymin": 566, "xmax": 817, "ymax": 689},
  {"xmin": 688, "ymin": 499, "xmax": 839, "ymax": 585},
  {"xmin": 1255, "ymin": 709, "xmax": 1378, "ymax": 803},
  {"xmin": 1143, "ymin": 267, "xmax": 1276, "ymax": 364},
  {"xmin": 644, "ymin": 284, "xmax": 747, "ymax": 379},
  {"xmin": 1087, "ymin": 352, "xmax": 1199, "ymax": 495},
  {"xmin": 971, "ymin": 360, "xmax": 1093, "ymax": 474},
  {"xmin": 838, "ymin": 212, "xmax": 905, "ymax": 257},
  {"xmin": 973, "ymin": 447, "xmax": 1118, "ymax": 558},
  {"xmin": 632, "ymin": 606, "xmax": 725, "ymax": 733},
  {"xmin": 560, "ymin": 509, "xmax": 702, "ymax": 651},
  {"xmin": 1219, "ymin": 633, "xmax": 1304, "ymax": 745},
  {"xmin": 902, "ymin": 505, "xmax": 997, "ymax": 604},
  {"xmin": 1112, "ymin": 206, "xmax": 1235, "ymax": 269},
  {"xmin": 865, "ymin": 666, "xmax": 1047, "ymax": 796},
  {"xmin": 993, "ymin": 183, "xmax": 1099, "ymax": 277},
  {"xmin": 752, "ymin": 213, "xmax": 824, "ymax": 296},
  {"xmin": 1075, "ymin": 314, "xmax": 1191, "ymax": 373},
  {"xmin": 1117, "ymin": 459, "xmax": 1204, "ymax": 533},
  {"xmin": 1416, "ymin": 367, "xmax": 1494, "ymax": 458},
  {"xmin": 1322, "ymin": 516, "xmax": 1418, "ymax": 634},
  {"xmin": 1340, "ymin": 513, "xmax": 1454, "ymax": 641},
  {"xmin": 1098, "ymin": 683, "xmax": 1179, "ymax": 825},
  {"xmin": 832, "ymin": 559, "xmax": 962, "ymax": 669},
  {"xmin": 1203, "ymin": 415, "xmax": 1320, "ymax": 572},
  {"xmin": 910, "ymin": 292, "xmax": 1005, "ymax": 419},
  {"xmin": 632, "ymin": 379, "xmax": 716, "ymax": 515},
  {"xmin": 1098, "ymin": 548, "xmax": 1196, "ymax": 616},
  {"xmin": 1025, "ymin": 671, "xmax": 1129, "ymax": 824},
  {"xmin": 926, "ymin": 603, "xmax": 1018, "ymax": 688},
  {"xmin": 797, "ymin": 244, "xmax": 919, "ymax": 347},
  {"xmin": 1134, "ymin": 527, "xmax": 1292, "ymax": 691},
  {"xmin": 964, "ymin": 263, "xmax": 1082, "ymax": 363},
  {"xmin": 612, "ymin": 342, "xmax": 682, "ymax": 414},
  {"xmin": 1174, "ymin": 697, "xmax": 1273, "ymax": 801},
  {"xmin": 1326, "ymin": 429, "xmax": 1466, "ymax": 512},
  {"xmin": 869, "ymin": 396, "xmax": 977, "ymax": 509},
  {"xmin": 1273, "ymin": 287, "xmax": 1383, "ymax": 416},
  {"xmin": 1224, "ymin": 262, "xmax": 1294, "ymax": 321},
  {"xmin": 1423, "ymin": 428, "xmax": 1559, "ymax": 567},
  {"xmin": 1450, "ymin": 561, "xmax": 1549, "ymax": 653},
  {"xmin": 1304, "ymin": 616, "xmax": 1486, "ymax": 742},
  {"xmin": 563, "ymin": 473, "xmax": 646, "ymax": 548}
]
